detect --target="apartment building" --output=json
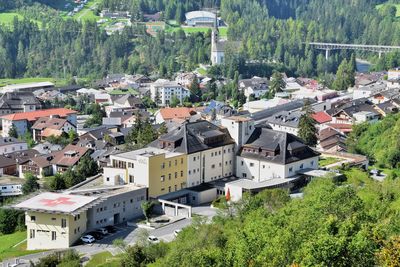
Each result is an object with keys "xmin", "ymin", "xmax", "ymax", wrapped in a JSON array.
[{"xmin": 150, "ymin": 79, "xmax": 190, "ymax": 106}]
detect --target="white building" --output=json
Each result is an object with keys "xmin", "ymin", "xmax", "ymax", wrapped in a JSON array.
[
  {"xmin": 211, "ymin": 17, "xmax": 225, "ymax": 65},
  {"xmin": 227, "ymin": 127, "xmax": 320, "ymax": 201},
  {"xmin": 0, "ymin": 137, "xmax": 28, "ymax": 154},
  {"xmin": 265, "ymin": 111, "xmax": 303, "ymax": 136},
  {"xmin": 239, "ymin": 77, "xmax": 269, "ymax": 98},
  {"xmin": 0, "ymin": 177, "xmax": 24, "ymax": 196},
  {"xmin": 150, "ymin": 79, "xmax": 190, "ymax": 106}
]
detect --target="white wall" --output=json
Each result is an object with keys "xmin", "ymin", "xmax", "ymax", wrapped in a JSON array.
[
  {"xmin": 103, "ymin": 167, "xmax": 126, "ymax": 185},
  {"xmin": 0, "ymin": 142, "xmax": 28, "ymax": 154},
  {"xmin": 269, "ymin": 124, "xmax": 299, "ymax": 136},
  {"xmin": 221, "ymin": 118, "xmax": 255, "ymax": 152}
]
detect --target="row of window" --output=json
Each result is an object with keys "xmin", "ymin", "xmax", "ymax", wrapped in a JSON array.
[
  {"xmin": 160, "ymin": 171, "xmax": 184, "ymax": 182},
  {"xmin": 1, "ymin": 145, "xmax": 25, "ymax": 153},
  {"xmin": 161, "ymin": 159, "xmax": 184, "ymax": 169},
  {"xmin": 29, "ymin": 229, "xmax": 57, "ymax": 241},
  {"xmin": 160, "ymin": 183, "xmax": 185, "ymax": 192}
]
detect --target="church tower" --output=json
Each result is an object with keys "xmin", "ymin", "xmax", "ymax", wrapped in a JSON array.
[{"xmin": 211, "ymin": 12, "xmax": 224, "ymax": 65}]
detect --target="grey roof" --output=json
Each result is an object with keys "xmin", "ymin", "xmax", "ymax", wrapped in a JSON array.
[
  {"xmin": 33, "ymin": 142, "xmax": 63, "ymax": 155},
  {"xmin": 248, "ymin": 99, "xmax": 316, "ymax": 123},
  {"xmin": 149, "ymin": 120, "xmax": 235, "ymax": 154},
  {"xmin": 239, "ymin": 77, "xmax": 269, "ymax": 91},
  {"xmin": 185, "ymin": 11, "xmax": 215, "ymax": 20},
  {"xmin": 0, "ymin": 137, "xmax": 25, "ymax": 146},
  {"xmin": 266, "ymin": 111, "xmax": 303, "ymax": 128},
  {"xmin": 0, "ymin": 92, "xmax": 41, "ymax": 110},
  {"xmin": 239, "ymin": 127, "xmax": 320, "ymax": 164},
  {"xmin": 113, "ymin": 94, "xmax": 143, "ymax": 108}
]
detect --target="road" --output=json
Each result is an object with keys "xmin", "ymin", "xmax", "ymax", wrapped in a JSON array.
[{"xmin": 2, "ymin": 205, "xmax": 216, "ymax": 266}]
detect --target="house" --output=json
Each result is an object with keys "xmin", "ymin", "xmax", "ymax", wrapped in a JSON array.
[
  {"xmin": 32, "ymin": 117, "xmax": 76, "ymax": 142},
  {"xmin": 0, "ymin": 155, "xmax": 18, "ymax": 176},
  {"xmin": 228, "ymin": 127, "xmax": 320, "ymax": 201},
  {"xmin": 243, "ymin": 98, "xmax": 290, "ymax": 113},
  {"xmin": 312, "ymin": 111, "xmax": 332, "ymax": 126},
  {"xmin": 1, "ymin": 108, "xmax": 77, "ymax": 138},
  {"xmin": 185, "ymin": 11, "xmax": 219, "ymax": 27},
  {"xmin": 318, "ymin": 127, "xmax": 347, "ymax": 152},
  {"xmin": 0, "ymin": 176, "xmax": 24, "ymax": 197},
  {"xmin": 0, "ymin": 92, "xmax": 42, "ymax": 115},
  {"xmin": 239, "ymin": 77, "xmax": 269, "ymax": 99},
  {"xmin": 19, "ymin": 144, "xmax": 92, "ymax": 178},
  {"xmin": 110, "ymin": 94, "xmax": 144, "ymax": 110},
  {"xmin": 330, "ymin": 101, "xmax": 379, "ymax": 124},
  {"xmin": 202, "ymin": 100, "xmax": 236, "ymax": 120},
  {"xmin": 33, "ymin": 142, "xmax": 63, "ymax": 155},
  {"xmin": 2, "ymin": 82, "xmax": 54, "ymax": 93},
  {"xmin": 353, "ymin": 82, "xmax": 386, "ymax": 100},
  {"xmin": 155, "ymin": 107, "xmax": 197, "ymax": 124},
  {"xmin": 371, "ymin": 88, "xmax": 400, "ymax": 104},
  {"xmin": 175, "ymin": 72, "xmax": 198, "ymax": 87},
  {"xmin": 387, "ymin": 68, "xmax": 400, "ymax": 89},
  {"xmin": 78, "ymin": 127, "xmax": 124, "ymax": 145},
  {"xmin": 100, "ymin": 10, "xmax": 131, "ymax": 19},
  {"xmin": 290, "ymin": 88, "xmax": 338, "ymax": 101},
  {"xmin": 13, "ymin": 185, "xmax": 146, "ymax": 250},
  {"xmin": 150, "ymin": 79, "xmax": 190, "ymax": 106},
  {"xmin": 0, "ymin": 137, "xmax": 28, "ymax": 155},
  {"xmin": 374, "ymin": 101, "xmax": 399, "ymax": 117},
  {"xmin": 265, "ymin": 110, "xmax": 303, "ymax": 136}
]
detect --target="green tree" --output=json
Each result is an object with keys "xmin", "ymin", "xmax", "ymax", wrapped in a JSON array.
[
  {"xmin": 332, "ymin": 58, "xmax": 355, "ymax": 91},
  {"xmin": 189, "ymin": 79, "xmax": 201, "ymax": 103},
  {"xmin": 141, "ymin": 201, "xmax": 155, "ymax": 223},
  {"xmin": 169, "ymin": 95, "xmax": 180, "ymax": 107},
  {"xmin": 22, "ymin": 173, "xmax": 40, "ymax": 195},
  {"xmin": 268, "ymin": 72, "xmax": 285, "ymax": 98},
  {"xmin": 8, "ymin": 124, "xmax": 18, "ymax": 138},
  {"xmin": 75, "ymin": 154, "xmax": 99, "ymax": 178},
  {"xmin": 298, "ymin": 102, "xmax": 318, "ymax": 146},
  {"xmin": 0, "ymin": 208, "xmax": 25, "ymax": 234},
  {"xmin": 46, "ymin": 173, "xmax": 66, "ymax": 191}
]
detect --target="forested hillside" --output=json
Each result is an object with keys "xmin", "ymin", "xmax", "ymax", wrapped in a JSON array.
[
  {"xmin": 115, "ymin": 172, "xmax": 400, "ymax": 266},
  {"xmin": 0, "ymin": 0, "xmax": 399, "ymax": 81}
]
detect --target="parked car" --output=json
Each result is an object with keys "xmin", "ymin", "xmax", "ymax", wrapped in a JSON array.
[
  {"xmin": 96, "ymin": 227, "xmax": 108, "ymax": 235},
  {"xmin": 87, "ymin": 231, "xmax": 103, "ymax": 240},
  {"xmin": 105, "ymin": 225, "xmax": 117, "ymax": 233},
  {"xmin": 148, "ymin": 235, "xmax": 160, "ymax": 243},
  {"xmin": 81, "ymin": 235, "xmax": 95, "ymax": 243},
  {"xmin": 174, "ymin": 229, "xmax": 182, "ymax": 237}
]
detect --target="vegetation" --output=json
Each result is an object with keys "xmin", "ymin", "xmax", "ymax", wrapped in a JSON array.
[
  {"xmin": 141, "ymin": 200, "xmax": 155, "ymax": 223},
  {"xmin": 319, "ymin": 157, "xmax": 342, "ymax": 167},
  {"xmin": 298, "ymin": 102, "xmax": 318, "ymax": 146},
  {"xmin": 86, "ymin": 251, "xmax": 120, "ymax": 267},
  {"xmin": 0, "ymin": 231, "xmax": 44, "ymax": 261},
  {"xmin": 114, "ymin": 172, "xmax": 400, "ymax": 266},
  {"xmin": 347, "ymin": 113, "xmax": 400, "ymax": 169},
  {"xmin": 33, "ymin": 250, "xmax": 80, "ymax": 267},
  {"xmin": 0, "ymin": 208, "xmax": 25, "ymax": 234},
  {"xmin": 125, "ymin": 117, "xmax": 158, "ymax": 150},
  {"xmin": 267, "ymin": 71, "xmax": 285, "ymax": 98},
  {"xmin": 21, "ymin": 173, "xmax": 40, "ymax": 195}
]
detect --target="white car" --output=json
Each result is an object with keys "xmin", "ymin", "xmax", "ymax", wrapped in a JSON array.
[
  {"xmin": 81, "ymin": 235, "xmax": 95, "ymax": 243},
  {"xmin": 148, "ymin": 235, "xmax": 160, "ymax": 243},
  {"xmin": 174, "ymin": 229, "xmax": 182, "ymax": 237}
]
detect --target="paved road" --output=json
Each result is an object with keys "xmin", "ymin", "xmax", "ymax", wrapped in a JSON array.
[{"xmin": 2, "ymin": 206, "xmax": 216, "ymax": 266}]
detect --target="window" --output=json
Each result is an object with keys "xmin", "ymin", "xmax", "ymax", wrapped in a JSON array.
[
  {"xmin": 243, "ymin": 173, "xmax": 247, "ymax": 178},
  {"xmin": 211, "ymin": 164, "xmax": 215, "ymax": 169},
  {"xmin": 168, "ymin": 174, "xmax": 171, "ymax": 180},
  {"xmin": 161, "ymin": 163, "xmax": 165, "ymax": 169},
  {"xmin": 31, "ymin": 216, "xmax": 36, "ymax": 222},
  {"xmin": 168, "ymin": 186, "xmax": 171, "ymax": 193},
  {"xmin": 175, "ymin": 185, "xmax": 177, "ymax": 191},
  {"xmin": 262, "ymin": 165, "xmax": 265, "ymax": 169},
  {"xmin": 188, "ymin": 170, "xmax": 191, "ymax": 175},
  {"xmin": 181, "ymin": 171, "xmax": 183, "ymax": 177},
  {"xmin": 169, "ymin": 161, "xmax": 171, "ymax": 167},
  {"xmin": 193, "ymin": 169, "xmax": 196, "ymax": 174},
  {"xmin": 193, "ymin": 156, "xmax": 196, "ymax": 161},
  {"xmin": 241, "ymin": 161, "xmax": 244, "ymax": 166},
  {"xmin": 300, "ymin": 164, "xmax": 304, "ymax": 169},
  {"xmin": 181, "ymin": 158, "xmax": 183, "ymax": 164},
  {"xmin": 106, "ymin": 177, "xmax": 110, "ymax": 181},
  {"xmin": 30, "ymin": 229, "xmax": 35, "ymax": 239},
  {"xmin": 51, "ymin": 218, "xmax": 56, "ymax": 221},
  {"xmin": 175, "ymin": 160, "xmax": 177, "ymax": 166},
  {"xmin": 219, "ymin": 151, "xmax": 221, "ymax": 155},
  {"xmin": 289, "ymin": 167, "xmax": 293, "ymax": 172},
  {"xmin": 250, "ymin": 163, "xmax": 254, "ymax": 167},
  {"xmin": 311, "ymin": 161, "xmax": 314, "ymax": 166},
  {"xmin": 61, "ymin": 219, "xmax": 67, "ymax": 228},
  {"xmin": 51, "ymin": 231, "xmax": 56, "ymax": 241},
  {"xmin": 161, "ymin": 175, "xmax": 165, "ymax": 182}
]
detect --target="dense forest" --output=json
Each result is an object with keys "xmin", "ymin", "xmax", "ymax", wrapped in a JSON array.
[{"xmin": 0, "ymin": 0, "xmax": 399, "ymax": 81}]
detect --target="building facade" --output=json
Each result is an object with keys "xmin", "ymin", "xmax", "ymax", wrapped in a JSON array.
[{"xmin": 150, "ymin": 80, "xmax": 190, "ymax": 106}]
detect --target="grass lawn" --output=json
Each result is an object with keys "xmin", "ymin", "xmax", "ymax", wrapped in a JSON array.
[
  {"xmin": 109, "ymin": 88, "xmax": 139, "ymax": 95},
  {"xmin": 376, "ymin": 3, "xmax": 400, "ymax": 17},
  {"xmin": 0, "ymin": 13, "xmax": 24, "ymax": 25},
  {"xmin": 0, "ymin": 77, "xmax": 67, "ymax": 87},
  {"xmin": 319, "ymin": 157, "xmax": 342, "ymax": 167},
  {"xmin": 0, "ymin": 231, "xmax": 45, "ymax": 261},
  {"xmin": 86, "ymin": 251, "xmax": 120, "ymax": 267},
  {"xmin": 73, "ymin": 0, "xmax": 102, "ymax": 22}
]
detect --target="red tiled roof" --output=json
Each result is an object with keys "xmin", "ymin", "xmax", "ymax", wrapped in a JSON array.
[
  {"xmin": 159, "ymin": 107, "xmax": 196, "ymax": 120},
  {"xmin": 312, "ymin": 111, "xmax": 332, "ymax": 124},
  {"xmin": 51, "ymin": 144, "xmax": 90, "ymax": 167},
  {"xmin": 0, "ymin": 108, "xmax": 77, "ymax": 122}
]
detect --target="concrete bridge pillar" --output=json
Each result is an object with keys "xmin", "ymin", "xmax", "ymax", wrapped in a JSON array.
[
  {"xmin": 378, "ymin": 51, "xmax": 383, "ymax": 59},
  {"xmin": 325, "ymin": 49, "xmax": 330, "ymax": 60}
]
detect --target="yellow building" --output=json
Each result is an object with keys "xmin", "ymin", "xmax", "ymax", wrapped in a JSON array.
[
  {"xmin": 14, "ymin": 192, "xmax": 98, "ymax": 250},
  {"xmin": 107, "ymin": 147, "xmax": 187, "ymax": 198}
]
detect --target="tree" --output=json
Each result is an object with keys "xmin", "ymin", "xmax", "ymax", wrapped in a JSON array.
[
  {"xmin": 298, "ymin": 102, "xmax": 318, "ymax": 146},
  {"xmin": 158, "ymin": 123, "xmax": 168, "ymax": 136},
  {"xmin": 269, "ymin": 72, "xmax": 286, "ymax": 98},
  {"xmin": 63, "ymin": 168, "xmax": 84, "ymax": 188},
  {"xmin": 189, "ymin": 79, "xmax": 201, "ymax": 103},
  {"xmin": 46, "ymin": 173, "xmax": 66, "ymax": 191},
  {"xmin": 332, "ymin": 58, "xmax": 355, "ymax": 90},
  {"xmin": 22, "ymin": 173, "xmax": 40, "ymax": 195},
  {"xmin": 169, "ymin": 95, "xmax": 180, "ymax": 107},
  {"xmin": 377, "ymin": 236, "xmax": 400, "ymax": 267},
  {"xmin": 141, "ymin": 201, "xmax": 155, "ymax": 223},
  {"xmin": 8, "ymin": 125, "xmax": 18, "ymax": 138},
  {"xmin": 0, "ymin": 208, "xmax": 25, "ymax": 234},
  {"xmin": 75, "ymin": 154, "xmax": 99, "ymax": 178}
]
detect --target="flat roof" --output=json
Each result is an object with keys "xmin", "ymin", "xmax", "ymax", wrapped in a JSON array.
[
  {"xmin": 2, "ymin": 82, "xmax": 54, "ymax": 90},
  {"xmin": 14, "ymin": 192, "xmax": 98, "ymax": 215},
  {"xmin": 297, "ymin": 169, "xmax": 342, "ymax": 177},
  {"xmin": 185, "ymin": 11, "xmax": 215, "ymax": 20},
  {"xmin": 224, "ymin": 116, "xmax": 252, "ymax": 122},
  {"xmin": 227, "ymin": 176, "xmax": 302, "ymax": 190},
  {"xmin": 112, "ymin": 147, "xmax": 183, "ymax": 160}
]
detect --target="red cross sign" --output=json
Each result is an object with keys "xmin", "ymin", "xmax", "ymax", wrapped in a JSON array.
[{"xmin": 40, "ymin": 197, "xmax": 76, "ymax": 207}]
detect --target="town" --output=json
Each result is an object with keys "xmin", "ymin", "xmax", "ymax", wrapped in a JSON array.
[{"xmin": 0, "ymin": 0, "xmax": 400, "ymax": 266}]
